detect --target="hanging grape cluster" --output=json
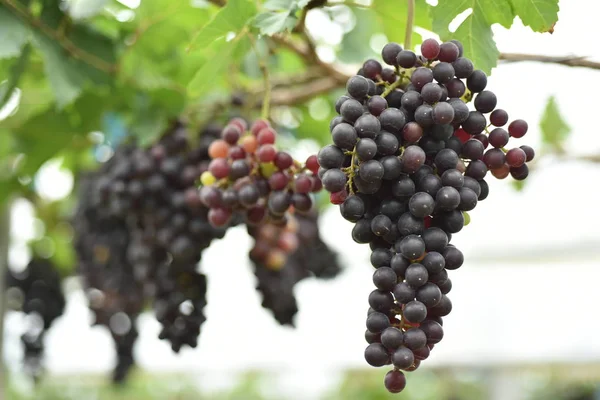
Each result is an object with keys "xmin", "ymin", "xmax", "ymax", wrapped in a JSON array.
[
  {"xmin": 73, "ymin": 119, "xmax": 340, "ymax": 383},
  {"xmin": 318, "ymin": 38, "xmax": 534, "ymax": 393},
  {"xmin": 5, "ymin": 258, "xmax": 66, "ymax": 382}
]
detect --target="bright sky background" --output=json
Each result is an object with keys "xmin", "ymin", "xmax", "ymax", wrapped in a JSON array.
[{"xmin": 4, "ymin": 0, "xmax": 600, "ymax": 398}]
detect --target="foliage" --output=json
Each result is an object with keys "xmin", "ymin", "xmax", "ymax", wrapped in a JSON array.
[{"xmin": 0, "ymin": 0, "xmax": 559, "ymax": 278}]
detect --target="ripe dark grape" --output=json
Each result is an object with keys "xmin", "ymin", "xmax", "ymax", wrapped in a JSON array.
[
  {"xmin": 373, "ymin": 267, "xmax": 398, "ymax": 291},
  {"xmin": 347, "ymin": 75, "xmax": 370, "ymax": 99},
  {"xmin": 359, "ymin": 160, "xmax": 385, "ymax": 182},
  {"xmin": 382, "ymin": 42, "xmax": 403, "ymax": 65},
  {"xmin": 421, "ymin": 38, "xmax": 441, "ymax": 60},
  {"xmin": 367, "ymin": 95, "xmax": 388, "ymax": 116},
  {"xmin": 384, "ymin": 370, "xmax": 407, "ymax": 393},
  {"xmin": 433, "ymin": 62, "xmax": 455, "ymax": 83},
  {"xmin": 474, "ymin": 90, "xmax": 497, "ymax": 113},
  {"xmin": 340, "ymin": 98, "xmax": 364, "ymax": 123},
  {"xmin": 416, "ymin": 283, "xmax": 442, "ymax": 307},
  {"xmin": 445, "ymin": 78, "xmax": 466, "ymax": 98},
  {"xmin": 438, "ymin": 42, "xmax": 460, "ymax": 62},
  {"xmin": 466, "ymin": 70, "xmax": 487, "ymax": 92},
  {"xmin": 396, "ymin": 50, "xmax": 417, "ymax": 68},
  {"xmin": 404, "ymin": 300, "xmax": 427, "ymax": 323},
  {"xmin": 379, "ymin": 108, "xmax": 407, "ymax": 134},
  {"xmin": 392, "ymin": 347, "xmax": 414, "ymax": 369},
  {"xmin": 490, "ymin": 109, "xmax": 509, "ymax": 127},
  {"xmin": 452, "ymin": 57, "xmax": 474, "ymax": 78},
  {"xmin": 411, "ymin": 67, "xmax": 434, "ymax": 90},
  {"xmin": 365, "ymin": 343, "xmax": 391, "ymax": 367},
  {"xmin": 462, "ymin": 111, "xmax": 487, "ymax": 135},
  {"xmin": 508, "ymin": 119, "xmax": 528, "ymax": 138},
  {"xmin": 432, "ymin": 102, "xmax": 454, "ymax": 125},
  {"xmin": 318, "ymin": 145, "xmax": 344, "ymax": 169},
  {"xmin": 355, "ymin": 113, "xmax": 381, "ymax": 139}
]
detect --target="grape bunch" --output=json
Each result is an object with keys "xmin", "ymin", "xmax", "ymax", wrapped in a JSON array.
[
  {"xmin": 199, "ymin": 118, "xmax": 321, "ymax": 227},
  {"xmin": 73, "ymin": 118, "xmax": 340, "ymax": 382},
  {"xmin": 248, "ymin": 209, "xmax": 342, "ymax": 325},
  {"xmin": 318, "ymin": 38, "xmax": 535, "ymax": 393},
  {"xmin": 5, "ymin": 258, "xmax": 66, "ymax": 382}
]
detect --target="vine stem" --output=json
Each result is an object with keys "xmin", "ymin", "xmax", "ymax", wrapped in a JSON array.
[
  {"xmin": 404, "ymin": 0, "xmax": 415, "ymax": 50},
  {"xmin": 248, "ymin": 34, "xmax": 272, "ymax": 120}
]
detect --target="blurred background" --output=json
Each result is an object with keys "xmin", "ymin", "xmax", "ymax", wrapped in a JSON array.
[{"xmin": 2, "ymin": 0, "xmax": 600, "ymax": 399}]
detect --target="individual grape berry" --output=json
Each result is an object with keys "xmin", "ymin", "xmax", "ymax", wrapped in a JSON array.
[
  {"xmin": 381, "ymin": 68, "xmax": 397, "ymax": 84},
  {"xmin": 462, "ymin": 111, "xmax": 487, "ymax": 135},
  {"xmin": 365, "ymin": 343, "xmax": 391, "ymax": 367},
  {"xmin": 379, "ymin": 108, "xmax": 407, "ymax": 134},
  {"xmin": 257, "ymin": 127, "xmax": 276, "ymax": 145},
  {"xmin": 428, "ymin": 295, "xmax": 452, "ymax": 317},
  {"xmin": 457, "ymin": 187, "xmax": 478, "ymax": 211},
  {"xmin": 380, "ymin": 327, "xmax": 403, "ymax": 350},
  {"xmin": 490, "ymin": 109, "xmax": 509, "ymax": 127},
  {"xmin": 438, "ymin": 42, "xmax": 460, "ymax": 62},
  {"xmin": 330, "ymin": 189, "xmax": 348, "ymax": 205},
  {"xmin": 402, "ymin": 122, "xmax": 424, "ymax": 143},
  {"xmin": 421, "ymin": 38, "xmax": 440, "ymax": 60},
  {"xmin": 356, "ymin": 138, "xmax": 378, "ymax": 161},
  {"xmin": 367, "ymin": 95, "xmax": 388, "ymax": 116},
  {"xmin": 376, "ymin": 132, "xmax": 399, "ymax": 156},
  {"xmin": 404, "ymin": 263, "xmax": 428, "ymax": 288},
  {"xmin": 392, "ymin": 347, "xmax": 415, "ymax": 369},
  {"xmin": 483, "ymin": 148, "xmax": 506, "ymax": 169},
  {"xmin": 441, "ymin": 169, "xmax": 464, "ymax": 188},
  {"xmin": 381, "ymin": 156, "xmax": 403, "ymax": 180},
  {"xmin": 419, "ymin": 319, "xmax": 444, "ymax": 344},
  {"xmin": 448, "ymin": 98, "xmax": 469, "ymax": 124},
  {"xmin": 268, "ymin": 191, "xmax": 291, "ymax": 215},
  {"xmin": 274, "ymin": 152, "xmax": 294, "ymax": 170},
  {"xmin": 443, "ymin": 246, "xmax": 464, "ymax": 270},
  {"xmin": 404, "ymin": 300, "xmax": 427, "ymax": 323},
  {"xmin": 478, "ymin": 179, "xmax": 489, "ymax": 200},
  {"xmin": 393, "ymin": 281, "xmax": 415, "ymax": 303},
  {"xmin": 355, "ymin": 114, "xmax": 381, "ymax": 139},
  {"xmin": 238, "ymin": 184, "xmax": 260, "ymax": 207},
  {"xmin": 396, "ymin": 50, "xmax": 417, "ymax": 68},
  {"xmin": 411, "ymin": 67, "xmax": 434, "ymax": 90},
  {"xmin": 401, "ymin": 91, "xmax": 423, "ymax": 112},
  {"xmin": 436, "ymin": 186, "xmax": 460, "ymax": 211},
  {"xmin": 466, "ymin": 70, "xmax": 487, "ymax": 92},
  {"xmin": 340, "ymin": 98, "xmax": 364, "ymax": 123},
  {"xmin": 474, "ymin": 90, "xmax": 497, "ymax": 113},
  {"xmin": 414, "ymin": 104, "xmax": 434, "ymax": 128},
  {"xmin": 403, "ymin": 328, "xmax": 427, "ymax": 350},
  {"xmin": 322, "ymin": 169, "xmax": 347, "ymax": 193},
  {"xmin": 408, "ymin": 192, "xmax": 435, "ymax": 218},
  {"xmin": 370, "ymin": 247, "xmax": 393, "ymax": 268},
  {"xmin": 332, "ymin": 123, "xmax": 358, "ymax": 150},
  {"xmin": 382, "ymin": 42, "xmax": 403, "ymax": 65},
  {"xmin": 510, "ymin": 163, "xmax": 529, "ymax": 180},
  {"xmin": 222, "ymin": 125, "xmax": 242, "ymax": 144},
  {"xmin": 369, "ymin": 289, "xmax": 394, "ymax": 312},
  {"xmin": 432, "ymin": 102, "xmax": 454, "ymax": 125},
  {"xmin": 452, "ymin": 57, "xmax": 474, "ymax": 79},
  {"xmin": 241, "ymin": 135, "xmax": 258, "ymax": 154},
  {"xmin": 491, "ymin": 164, "xmax": 510, "ymax": 179},
  {"xmin": 508, "ymin": 119, "xmax": 528, "ymax": 138},
  {"xmin": 473, "ymin": 133, "xmax": 489, "ymax": 149},
  {"xmin": 366, "ymin": 311, "xmax": 391, "ymax": 333},
  {"xmin": 257, "ymin": 144, "xmax": 277, "ymax": 162},
  {"xmin": 489, "ymin": 128, "xmax": 509, "ymax": 148},
  {"xmin": 371, "ymin": 214, "xmax": 393, "ymax": 236},
  {"xmin": 373, "ymin": 267, "xmax": 398, "ymax": 291},
  {"xmin": 416, "ymin": 283, "xmax": 442, "ymax": 307},
  {"xmin": 434, "ymin": 148, "xmax": 459, "ymax": 172},
  {"xmin": 445, "ymin": 78, "xmax": 466, "ymax": 98},
  {"xmin": 347, "ymin": 75, "xmax": 370, "ymax": 99},
  {"xmin": 359, "ymin": 160, "xmax": 385, "ymax": 183},
  {"xmin": 422, "ymin": 251, "xmax": 445, "ymax": 274},
  {"xmin": 433, "ymin": 62, "xmax": 455, "ymax": 84},
  {"xmin": 416, "ymin": 173, "xmax": 442, "ymax": 197},
  {"xmin": 363, "ymin": 59, "xmax": 383, "ymax": 80},
  {"xmin": 422, "ymin": 227, "xmax": 448, "ymax": 252},
  {"xmin": 520, "ymin": 145, "xmax": 535, "ymax": 162},
  {"xmin": 401, "ymin": 145, "xmax": 426, "ymax": 173},
  {"xmin": 317, "ymin": 145, "xmax": 344, "ymax": 169},
  {"xmin": 208, "ymin": 139, "xmax": 229, "ymax": 159},
  {"xmin": 384, "ymin": 370, "xmax": 407, "ymax": 393},
  {"xmin": 208, "ymin": 207, "xmax": 232, "ymax": 227}
]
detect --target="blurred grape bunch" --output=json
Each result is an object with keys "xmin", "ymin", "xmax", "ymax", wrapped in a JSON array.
[
  {"xmin": 5, "ymin": 258, "xmax": 66, "ymax": 382},
  {"xmin": 72, "ymin": 119, "xmax": 341, "ymax": 382},
  {"xmin": 248, "ymin": 209, "xmax": 342, "ymax": 326}
]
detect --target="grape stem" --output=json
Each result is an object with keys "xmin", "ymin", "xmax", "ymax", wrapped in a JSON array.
[
  {"xmin": 248, "ymin": 34, "xmax": 272, "ymax": 120},
  {"xmin": 404, "ymin": 0, "xmax": 415, "ymax": 50},
  {"xmin": 381, "ymin": 76, "xmax": 404, "ymax": 97},
  {"xmin": 343, "ymin": 146, "xmax": 359, "ymax": 195}
]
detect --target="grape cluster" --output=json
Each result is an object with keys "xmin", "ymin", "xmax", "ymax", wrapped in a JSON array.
[
  {"xmin": 319, "ymin": 38, "xmax": 534, "ymax": 393},
  {"xmin": 73, "ymin": 118, "xmax": 340, "ymax": 382},
  {"xmin": 5, "ymin": 258, "xmax": 66, "ymax": 382},
  {"xmin": 199, "ymin": 118, "xmax": 321, "ymax": 227},
  {"xmin": 248, "ymin": 209, "xmax": 342, "ymax": 325},
  {"xmin": 73, "ymin": 124, "xmax": 228, "ymax": 382}
]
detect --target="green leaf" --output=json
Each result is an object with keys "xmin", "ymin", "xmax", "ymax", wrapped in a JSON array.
[
  {"xmin": 65, "ymin": 0, "xmax": 109, "ymax": 20},
  {"xmin": 31, "ymin": 33, "xmax": 86, "ymax": 108},
  {"xmin": 540, "ymin": 95, "xmax": 570, "ymax": 151},
  {"xmin": 430, "ymin": 0, "xmax": 514, "ymax": 74},
  {"xmin": 337, "ymin": 8, "xmax": 379, "ymax": 64},
  {"xmin": 509, "ymin": 0, "xmax": 559, "ymax": 32},
  {"xmin": 187, "ymin": 35, "xmax": 251, "ymax": 98},
  {"xmin": 253, "ymin": 0, "xmax": 305, "ymax": 35},
  {"xmin": 371, "ymin": 0, "xmax": 432, "ymax": 49},
  {"xmin": 0, "ymin": 5, "xmax": 30, "ymax": 59},
  {"xmin": 188, "ymin": 0, "xmax": 257, "ymax": 50},
  {"xmin": 254, "ymin": 10, "xmax": 297, "ymax": 35}
]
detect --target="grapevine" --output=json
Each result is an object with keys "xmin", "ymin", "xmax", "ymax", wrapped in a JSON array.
[{"xmin": 318, "ymin": 38, "xmax": 534, "ymax": 394}]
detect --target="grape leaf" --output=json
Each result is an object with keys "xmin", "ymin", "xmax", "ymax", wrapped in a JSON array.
[
  {"xmin": 187, "ymin": 35, "xmax": 251, "ymax": 98},
  {"xmin": 371, "ymin": 0, "xmax": 432, "ymax": 49},
  {"xmin": 253, "ymin": 0, "xmax": 306, "ymax": 36},
  {"xmin": 509, "ymin": 0, "xmax": 558, "ymax": 32},
  {"xmin": 338, "ymin": 8, "xmax": 379, "ymax": 64},
  {"xmin": 0, "ymin": 5, "xmax": 30, "ymax": 59},
  {"xmin": 430, "ymin": 0, "xmax": 513, "ymax": 74},
  {"xmin": 188, "ymin": 0, "xmax": 257, "ymax": 50},
  {"xmin": 540, "ymin": 95, "xmax": 570, "ymax": 151},
  {"xmin": 65, "ymin": 0, "xmax": 109, "ymax": 20},
  {"xmin": 31, "ymin": 33, "xmax": 86, "ymax": 108}
]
